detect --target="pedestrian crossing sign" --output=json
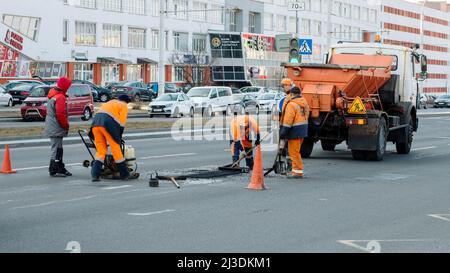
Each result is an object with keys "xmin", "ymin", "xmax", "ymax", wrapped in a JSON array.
[
  {"xmin": 299, "ymin": 39, "xmax": 313, "ymax": 55},
  {"xmin": 348, "ymin": 97, "xmax": 367, "ymax": 114}
]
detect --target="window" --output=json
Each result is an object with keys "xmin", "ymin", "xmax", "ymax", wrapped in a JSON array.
[
  {"xmin": 174, "ymin": 66, "xmax": 184, "ymax": 82},
  {"xmin": 193, "ymin": 67, "xmax": 204, "ymax": 84},
  {"xmin": 343, "ymin": 4, "xmax": 351, "ymax": 18},
  {"xmin": 352, "ymin": 6, "xmax": 360, "ymax": 20},
  {"xmin": 343, "ymin": 25, "xmax": 351, "ymax": 40},
  {"xmin": 173, "ymin": 0, "xmax": 188, "ymax": 20},
  {"xmin": 75, "ymin": 21, "xmax": 96, "ymax": 46},
  {"xmin": 361, "ymin": 7, "xmax": 369, "ymax": 21},
  {"xmin": 103, "ymin": 24, "xmax": 122, "ymax": 47},
  {"xmin": 351, "ymin": 27, "xmax": 360, "ymax": 41},
  {"xmin": 2, "ymin": 14, "xmax": 40, "ymax": 41},
  {"xmin": 333, "ymin": 1, "xmax": 342, "ymax": 16},
  {"xmin": 264, "ymin": 13, "xmax": 273, "ymax": 31},
  {"xmin": 311, "ymin": 0, "xmax": 321, "ymax": 12},
  {"xmin": 230, "ymin": 10, "xmax": 237, "ymax": 31},
  {"xmin": 126, "ymin": 0, "xmax": 145, "ymax": 15},
  {"xmin": 312, "ymin": 20, "xmax": 321, "ymax": 36},
  {"xmin": 218, "ymin": 88, "xmax": 230, "ymax": 97},
  {"xmin": 79, "ymin": 0, "xmax": 96, "ymax": 9},
  {"xmin": 301, "ymin": 19, "xmax": 310, "ymax": 35},
  {"xmin": 288, "ymin": 17, "xmax": 296, "ymax": 34},
  {"xmin": 192, "ymin": 34, "xmax": 206, "ymax": 52},
  {"xmin": 73, "ymin": 63, "xmax": 94, "ymax": 81},
  {"xmin": 249, "ymin": 12, "xmax": 256, "ymax": 33},
  {"xmin": 150, "ymin": 0, "xmax": 159, "ymax": 16},
  {"xmin": 193, "ymin": 1, "xmax": 207, "ymax": 22},
  {"xmin": 104, "ymin": 0, "xmax": 122, "ymax": 12},
  {"xmin": 151, "ymin": 29, "xmax": 167, "ymax": 50},
  {"xmin": 63, "ymin": 20, "xmax": 69, "ymax": 43},
  {"xmin": 211, "ymin": 5, "xmax": 224, "ymax": 25},
  {"xmin": 128, "ymin": 27, "xmax": 146, "ymax": 49},
  {"xmin": 333, "ymin": 24, "xmax": 341, "ymax": 38},
  {"xmin": 173, "ymin": 32, "xmax": 188, "ymax": 51},
  {"xmin": 276, "ymin": 15, "xmax": 286, "ymax": 32},
  {"xmin": 369, "ymin": 9, "xmax": 377, "ymax": 23}
]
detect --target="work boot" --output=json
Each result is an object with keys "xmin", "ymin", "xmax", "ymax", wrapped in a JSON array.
[
  {"xmin": 49, "ymin": 160, "xmax": 66, "ymax": 177},
  {"xmin": 117, "ymin": 162, "xmax": 130, "ymax": 180},
  {"xmin": 91, "ymin": 160, "xmax": 103, "ymax": 182},
  {"xmin": 59, "ymin": 162, "xmax": 72, "ymax": 176},
  {"xmin": 245, "ymin": 158, "xmax": 254, "ymax": 170},
  {"xmin": 55, "ymin": 148, "xmax": 69, "ymax": 177},
  {"xmin": 287, "ymin": 170, "xmax": 304, "ymax": 179}
]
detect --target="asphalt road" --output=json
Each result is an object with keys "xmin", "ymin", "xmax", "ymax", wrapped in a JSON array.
[{"xmin": 0, "ymin": 116, "xmax": 450, "ymax": 253}]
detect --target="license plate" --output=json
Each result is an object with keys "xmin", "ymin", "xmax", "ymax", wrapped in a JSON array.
[
  {"xmin": 153, "ymin": 109, "xmax": 163, "ymax": 112},
  {"xmin": 13, "ymin": 98, "xmax": 20, "ymax": 101}
]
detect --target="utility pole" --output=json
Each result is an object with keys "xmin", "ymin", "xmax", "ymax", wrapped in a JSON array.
[
  {"xmin": 326, "ymin": 0, "xmax": 332, "ymax": 53},
  {"xmin": 158, "ymin": 0, "xmax": 166, "ymax": 97},
  {"xmin": 295, "ymin": 0, "xmax": 299, "ymax": 36}
]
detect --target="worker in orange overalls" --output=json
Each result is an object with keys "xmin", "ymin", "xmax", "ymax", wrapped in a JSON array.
[
  {"xmin": 229, "ymin": 112, "xmax": 260, "ymax": 170},
  {"xmin": 89, "ymin": 95, "xmax": 131, "ymax": 182},
  {"xmin": 280, "ymin": 87, "xmax": 310, "ymax": 178}
]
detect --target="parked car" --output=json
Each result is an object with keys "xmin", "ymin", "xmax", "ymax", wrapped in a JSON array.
[
  {"xmin": 418, "ymin": 93, "xmax": 434, "ymax": 109},
  {"xmin": 433, "ymin": 94, "xmax": 450, "ymax": 108},
  {"xmin": 112, "ymin": 81, "xmax": 152, "ymax": 102},
  {"xmin": 233, "ymin": 94, "xmax": 260, "ymax": 115},
  {"xmin": 148, "ymin": 82, "xmax": 179, "ymax": 96},
  {"xmin": 148, "ymin": 93, "xmax": 194, "ymax": 118},
  {"xmin": 237, "ymin": 86, "xmax": 271, "ymax": 100},
  {"xmin": 187, "ymin": 86, "xmax": 234, "ymax": 116},
  {"xmin": 8, "ymin": 84, "xmax": 47, "ymax": 106},
  {"xmin": 0, "ymin": 85, "xmax": 13, "ymax": 107},
  {"xmin": 20, "ymin": 84, "xmax": 94, "ymax": 121},
  {"xmin": 2, "ymin": 80, "xmax": 43, "ymax": 92},
  {"xmin": 256, "ymin": 92, "xmax": 286, "ymax": 113}
]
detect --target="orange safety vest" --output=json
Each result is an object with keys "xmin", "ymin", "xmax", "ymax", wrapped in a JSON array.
[
  {"xmin": 280, "ymin": 96, "xmax": 310, "ymax": 139},
  {"xmin": 230, "ymin": 115, "xmax": 260, "ymax": 148}
]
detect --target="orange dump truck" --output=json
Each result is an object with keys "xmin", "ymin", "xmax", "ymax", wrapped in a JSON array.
[{"xmin": 283, "ymin": 43, "xmax": 428, "ymax": 161}]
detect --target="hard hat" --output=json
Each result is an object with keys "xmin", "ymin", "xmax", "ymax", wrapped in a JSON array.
[{"xmin": 281, "ymin": 78, "xmax": 292, "ymax": 86}]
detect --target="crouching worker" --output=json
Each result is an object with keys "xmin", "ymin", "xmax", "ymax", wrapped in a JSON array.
[
  {"xmin": 90, "ymin": 95, "xmax": 131, "ymax": 182},
  {"xmin": 279, "ymin": 87, "xmax": 310, "ymax": 178},
  {"xmin": 229, "ymin": 113, "xmax": 260, "ymax": 170}
]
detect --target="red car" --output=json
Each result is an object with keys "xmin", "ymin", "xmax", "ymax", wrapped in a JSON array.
[{"xmin": 21, "ymin": 84, "xmax": 94, "ymax": 121}]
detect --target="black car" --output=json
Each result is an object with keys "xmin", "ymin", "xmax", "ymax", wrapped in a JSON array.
[
  {"xmin": 3, "ymin": 80, "xmax": 43, "ymax": 92},
  {"xmin": 433, "ymin": 94, "xmax": 450, "ymax": 108},
  {"xmin": 8, "ymin": 84, "xmax": 47, "ymax": 106},
  {"xmin": 233, "ymin": 94, "xmax": 260, "ymax": 115},
  {"xmin": 112, "ymin": 81, "xmax": 152, "ymax": 102}
]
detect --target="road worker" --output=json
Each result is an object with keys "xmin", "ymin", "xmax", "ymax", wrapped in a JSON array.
[
  {"xmin": 279, "ymin": 87, "xmax": 310, "ymax": 178},
  {"xmin": 45, "ymin": 77, "xmax": 72, "ymax": 177},
  {"xmin": 89, "ymin": 95, "xmax": 131, "ymax": 182},
  {"xmin": 229, "ymin": 112, "xmax": 261, "ymax": 170},
  {"xmin": 278, "ymin": 77, "xmax": 294, "ymax": 115}
]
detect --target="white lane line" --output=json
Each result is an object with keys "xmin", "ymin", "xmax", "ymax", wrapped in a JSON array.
[
  {"xmin": 411, "ymin": 146, "xmax": 436, "ymax": 151},
  {"xmin": 127, "ymin": 209, "xmax": 175, "ymax": 216},
  {"xmin": 140, "ymin": 153, "xmax": 196, "ymax": 160},
  {"xmin": 428, "ymin": 214, "xmax": 450, "ymax": 222},
  {"xmin": 15, "ymin": 163, "xmax": 82, "ymax": 171},
  {"xmin": 102, "ymin": 185, "xmax": 133, "ymax": 190},
  {"xmin": 338, "ymin": 239, "xmax": 432, "ymax": 253},
  {"xmin": 12, "ymin": 201, "xmax": 57, "ymax": 210},
  {"xmin": 64, "ymin": 195, "xmax": 97, "ymax": 203}
]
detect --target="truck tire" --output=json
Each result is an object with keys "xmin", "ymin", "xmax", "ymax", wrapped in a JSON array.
[
  {"xmin": 321, "ymin": 141, "xmax": 336, "ymax": 151},
  {"xmin": 396, "ymin": 119, "xmax": 413, "ymax": 154},
  {"xmin": 351, "ymin": 150, "xmax": 367, "ymax": 160},
  {"xmin": 301, "ymin": 138, "xmax": 314, "ymax": 158},
  {"xmin": 367, "ymin": 118, "xmax": 387, "ymax": 161}
]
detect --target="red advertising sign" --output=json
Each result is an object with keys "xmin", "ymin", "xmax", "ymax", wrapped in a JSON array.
[
  {"xmin": 242, "ymin": 34, "xmax": 276, "ymax": 52},
  {"xmin": 4, "ymin": 29, "xmax": 24, "ymax": 51},
  {"xmin": 0, "ymin": 43, "xmax": 19, "ymax": 77}
]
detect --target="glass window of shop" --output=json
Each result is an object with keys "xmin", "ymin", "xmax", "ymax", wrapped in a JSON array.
[
  {"xmin": 174, "ymin": 66, "xmax": 184, "ymax": 82},
  {"xmin": 27, "ymin": 62, "xmax": 67, "ymax": 78},
  {"xmin": 210, "ymin": 33, "xmax": 243, "ymax": 59},
  {"xmin": 74, "ymin": 63, "xmax": 94, "ymax": 81},
  {"xmin": 150, "ymin": 65, "xmax": 159, "ymax": 82},
  {"xmin": 101, "ymin": 64, "xmax": 119, "ymax": 86},
  {"xmin": 126, "ymin": 65, "xmax": 143, "ymax": 82}
]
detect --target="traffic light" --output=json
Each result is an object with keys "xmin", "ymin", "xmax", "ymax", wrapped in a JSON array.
[{"xmin": 289, "ymin": 38, "xmax": 301, "ymax": 63}]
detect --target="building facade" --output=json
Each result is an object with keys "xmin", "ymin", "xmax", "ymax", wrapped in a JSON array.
[{"xmin": 0, "ymin": 0, "xmax": 449, "ymax": 94}]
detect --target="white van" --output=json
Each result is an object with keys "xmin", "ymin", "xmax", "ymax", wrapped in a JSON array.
[{"xmin": 187, "ymin": 86, "xmax": 234, "ymax": 116}]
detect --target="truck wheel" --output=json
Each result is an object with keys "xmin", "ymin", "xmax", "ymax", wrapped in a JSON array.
[
  {"xmin": 301, "ymin": 138, "xmax": 314, "ymax": 158},
  {"xmin": 321, "ymin": 141, "xmax": 336, "ymax": 151},
  {"xmin": 351, "ymin": 150, "xmax": 367, "ymax": 160},
  {"xmin": 396, "ymin": 119, "xmax": 413, "ymax": 154},
  {"xmin": 367, "ymin": 118, "xmax": 387, "ymax": 161}
]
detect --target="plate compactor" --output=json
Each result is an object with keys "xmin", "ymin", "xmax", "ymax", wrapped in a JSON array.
[{"xmin": 78, "ymin": 130, "xmax": 140, "ymax": 180}]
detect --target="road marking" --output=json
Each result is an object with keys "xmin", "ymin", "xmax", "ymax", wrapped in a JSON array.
[
  {"xmin": 127, "ymin": 209, "xmax": 175, "ymax": 216},
  {"xmin": 428, "ymin": 214, "xmax": 450, "ymax": 222},
  {"xmin": 338, "ymin": 239, "xmax": 432, "ymax": 253},
  {"xmin": 140, "ymin": 153, "xmax": 196, "ymax": 160},
  {"xmin": 411, "ymin": 146, "xmax": 436, "ymax": 151},
  {"xmin": 15, "ymin": 163, "xmax": 82, "ymax": 171},
  {"xmin": 12, "ymin": 201, "xmax": 57, "ymax": 210},
  {"xmin": 102, "ymin": 185, "xmax": 133, "ymax": 190},
  {"xmin": 64, "ymin": 195, "xmax": 97, "ymax": 203}
]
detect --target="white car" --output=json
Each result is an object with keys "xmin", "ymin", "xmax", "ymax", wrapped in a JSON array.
[
  {"xmin": 237, "ymin": 86, "xmax": 272, "ymax": 100},
  {"xmin": 148, "ymin": 93, "xmax": 194, "ymax": 118},
  {"xmin": 256, "ymin": 92, "xmax": 286, "ymax": 113},
  {"xmin": 187, "ymin": 86, "xmax": 234, "ymax": 116},
  {"xmin": 0, "ymin": 85, "xmax": 13, "ymax": 107}
]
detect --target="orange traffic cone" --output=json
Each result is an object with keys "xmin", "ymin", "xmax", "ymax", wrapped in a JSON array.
[
  {"xmin": 246, "ymin": 145, "xmax": 266, "ymax": 190},
  {"xmin": 0, "ymin": 144, "xmax": 16, "ymax": 174}
]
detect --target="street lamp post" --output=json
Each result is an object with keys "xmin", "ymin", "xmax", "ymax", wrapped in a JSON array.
[{"xmin": 158, "ymin": 0, "xmax": 166, "ymax": 97}]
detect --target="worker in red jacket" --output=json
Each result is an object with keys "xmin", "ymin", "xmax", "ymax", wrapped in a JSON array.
[{"xmin": 45, "ymin": 77, "xmax": 72, "ymax": 177}]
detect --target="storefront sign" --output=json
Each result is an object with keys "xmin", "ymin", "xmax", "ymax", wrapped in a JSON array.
[
  {"xmin": 4, "ymin": 30, "xmax": 23, "ymax": 51},
  {"xmin": 242, "ymin": 34, "xmax": 275, "ymax": 52}
]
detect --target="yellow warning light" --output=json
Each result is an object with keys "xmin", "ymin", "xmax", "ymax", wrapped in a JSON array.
[
  {"xmin": 374, "ymin": 34, "xmax": 382, "ymax": 43},
  {"xmin": 348, "ymin": 97, "xmax": 367, "ymax": 115}
]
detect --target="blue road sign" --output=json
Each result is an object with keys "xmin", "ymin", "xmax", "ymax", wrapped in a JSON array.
[{"xmin": 298, "ymin": 39, "xmax": 313, "ymax": 55}]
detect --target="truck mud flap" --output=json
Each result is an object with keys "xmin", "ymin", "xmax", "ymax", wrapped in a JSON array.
[{"xmin": 347, "ymin": 118, "xmax": 380, "ymax": 151}]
